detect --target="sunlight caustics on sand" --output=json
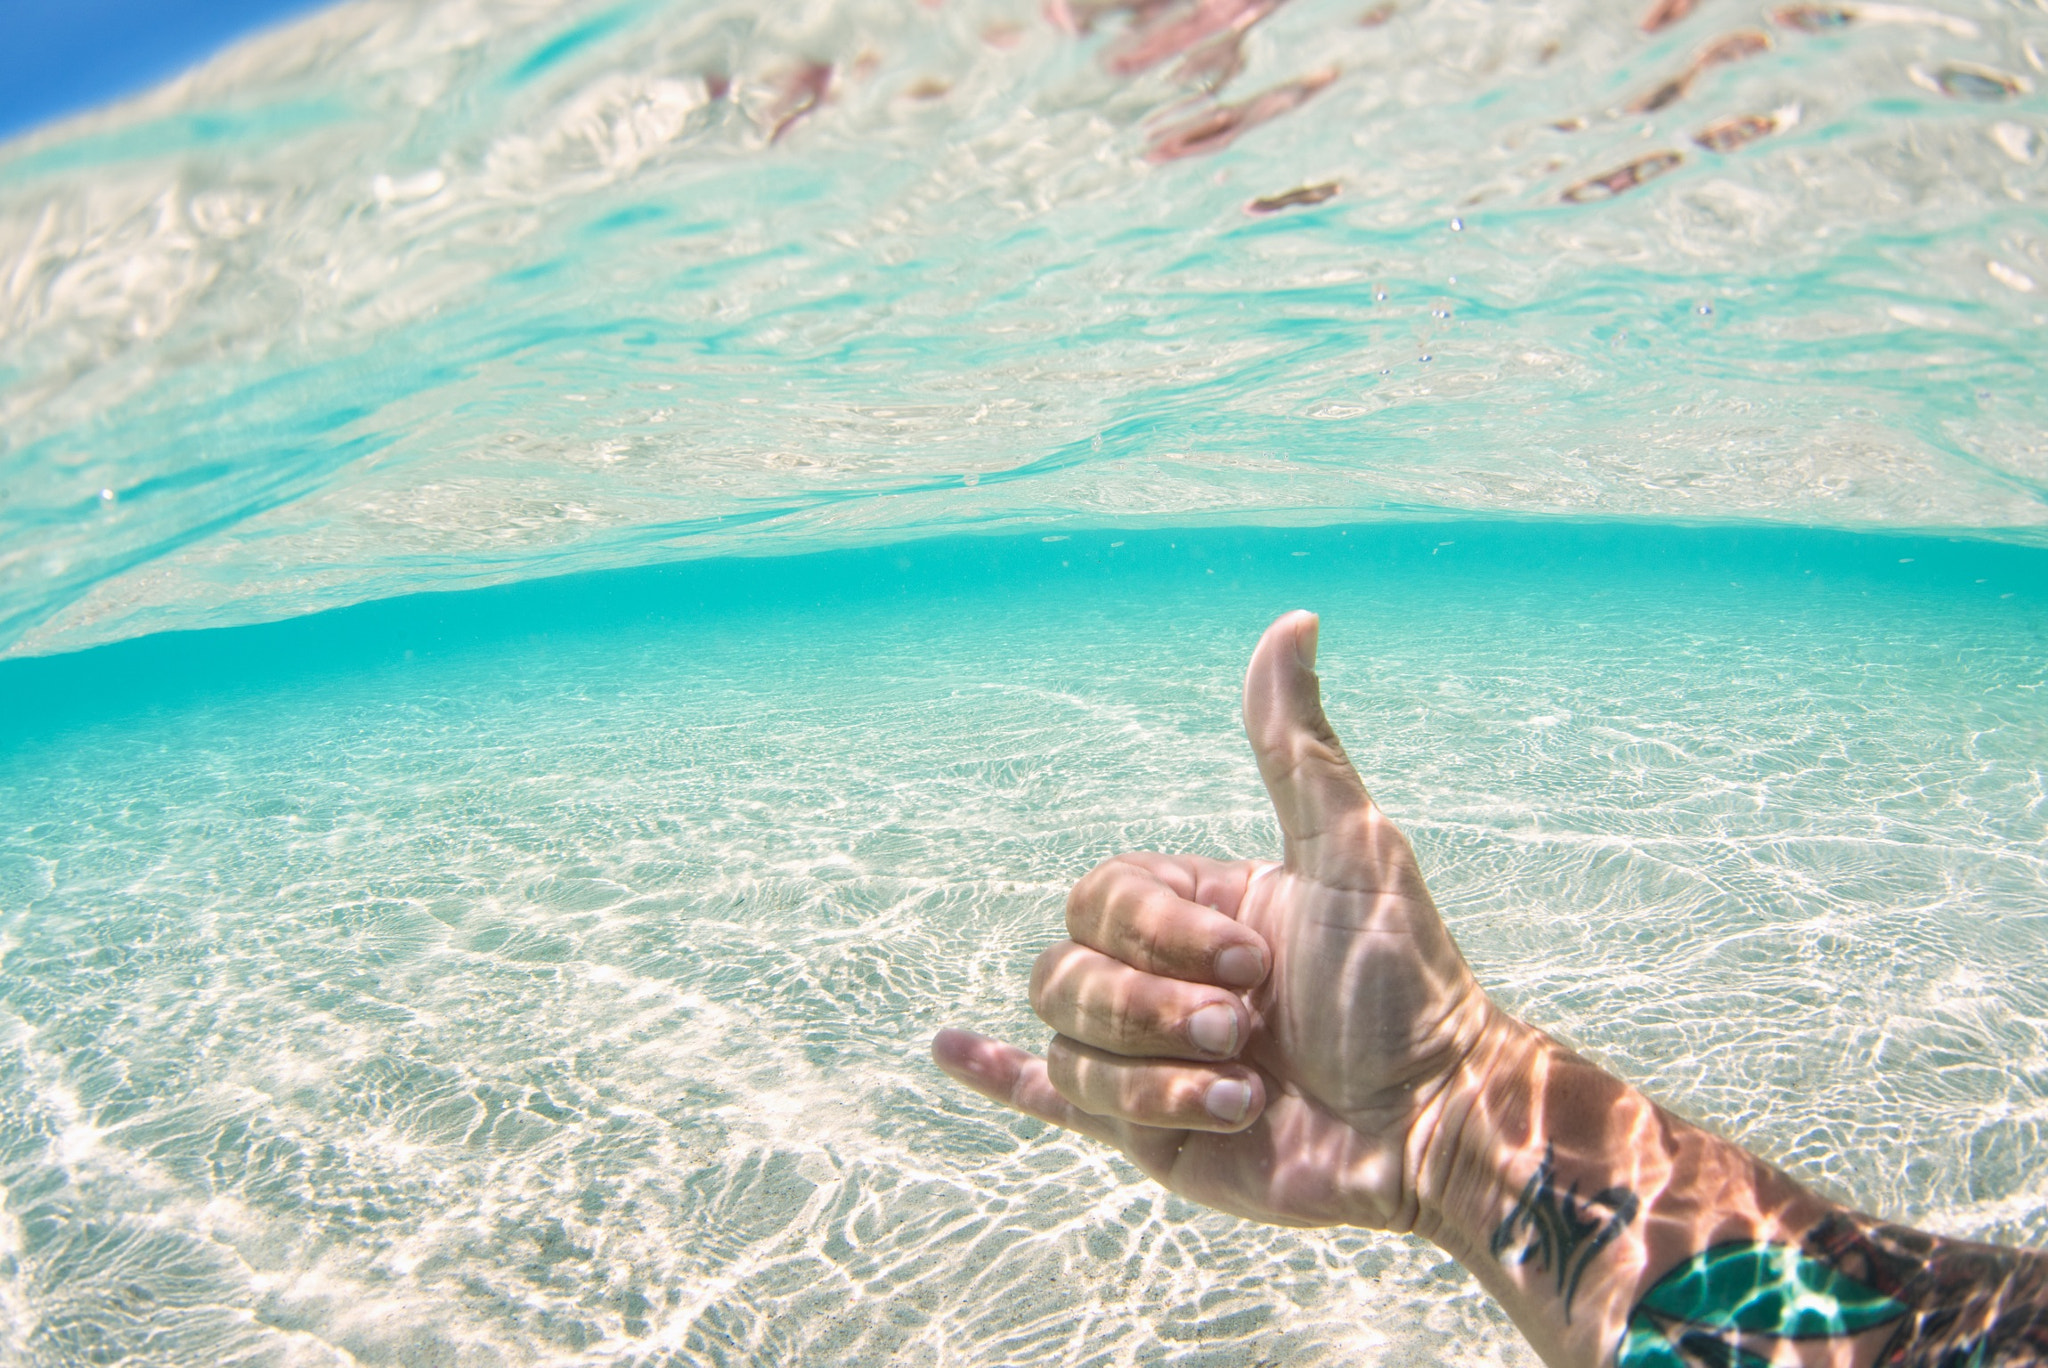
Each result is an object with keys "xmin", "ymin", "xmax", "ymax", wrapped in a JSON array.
[{"xmin": 2, "ymin": 525, "xmax": 2046, "ymax": 1366}]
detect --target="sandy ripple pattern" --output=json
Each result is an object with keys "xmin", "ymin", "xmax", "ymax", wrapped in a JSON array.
[{"xmin": 0, "ymin": 525, "xmax": 2045, "ymax": 1366}]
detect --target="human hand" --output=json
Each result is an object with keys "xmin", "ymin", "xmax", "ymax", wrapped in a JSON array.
[{"xmin": 932, "ymin": 610, "xmax": 1515, "ymax": 1233}]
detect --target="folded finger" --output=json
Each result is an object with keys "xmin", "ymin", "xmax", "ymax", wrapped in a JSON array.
[
  {"xmin": 1031, "ymin": 941, "xmax": 1250, "ymax": 1060},
  {"xmin": 1100, "ymin": 851, "xmax": 1262, "ymax": 919},
  {"xmin": 1066, "ymin": 857, "xmax": 1271, "ymax": 989},
  {"xmin": 1047, "ymin": 1034, "xmax": 1266, "ymax": 1132}
]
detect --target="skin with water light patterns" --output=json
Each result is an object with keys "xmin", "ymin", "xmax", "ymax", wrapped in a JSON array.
[{"xmin": 932, "ymin": 611, "xmax": 2048, "ymax": 1368}]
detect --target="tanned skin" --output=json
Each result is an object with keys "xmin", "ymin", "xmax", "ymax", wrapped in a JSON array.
[{"xmin": 933, "ymin": 611, "xmax": 2048, "ymax": 1368}]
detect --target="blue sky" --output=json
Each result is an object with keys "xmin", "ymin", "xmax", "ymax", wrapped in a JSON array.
[{"xmin": 0, "ymin": 0, "xmax": 336, "ymax": 142}]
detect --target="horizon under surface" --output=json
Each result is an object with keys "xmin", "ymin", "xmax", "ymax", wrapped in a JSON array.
[{"xmin": 2, "ymin": 520, "xmax": 2045, "ymax": 1366}]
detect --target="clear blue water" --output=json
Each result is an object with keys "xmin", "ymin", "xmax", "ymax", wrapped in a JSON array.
[{"xmin": 2, "ymin": 2, "xmax": 2047, "ymax": 1366}]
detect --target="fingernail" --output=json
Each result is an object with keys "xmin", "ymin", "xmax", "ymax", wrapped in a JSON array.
[
  {"xmin": 1215, "ymin": 945, "xmax": 1265, "ymax": 988},
  {"xmin": 1205, "ymin": 1078, "xmax": 1252, "ymax": 1123},
  {"xmin": 1295, "ymin": 613, "xmax": 1319, "ymax": 669},
  {"xmin": 1188, "ymin": 1004, "xmax": 1238, "ymax": 1055}
]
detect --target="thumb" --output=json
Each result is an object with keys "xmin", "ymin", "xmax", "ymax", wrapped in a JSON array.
[{"xmin": 1242, "ymin": 611, "xmax": 1375, "ymax": 877}]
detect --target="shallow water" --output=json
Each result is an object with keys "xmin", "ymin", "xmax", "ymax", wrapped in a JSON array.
[
  {"xmin": 2, "ymin": 0, "xmax": 2046, "ymax": 656},
  {"xmin": 5, "ymin": 1, "xmax": 2048, "ymax": 1365},
  {"xmin": 2, "ymin": 523, "xmax": 2045, "ymax": 1366}
]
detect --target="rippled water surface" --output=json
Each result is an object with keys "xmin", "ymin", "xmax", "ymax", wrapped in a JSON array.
[
  {"xmin": 4, "ymin": 1, "xmax": 2048, "ymax": 1366},
  {"xmin": 2, "ymin": 0, "xmax": 2046, "ymax": 655}
]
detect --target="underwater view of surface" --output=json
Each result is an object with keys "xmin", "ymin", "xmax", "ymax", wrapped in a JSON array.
[{"xmin": 2, "ymin": 0, "xmax": 2047, "ymax": 1366}]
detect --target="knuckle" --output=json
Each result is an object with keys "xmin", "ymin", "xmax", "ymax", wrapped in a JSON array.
[
  {"xmin": 1135, "ymin": 898, "xmax": 1174, "ymax": 972},
  {"xmin": 1044, "ymin": 1037, "xmax": 1082, "ymax": 1100},
  {"xmin": 1094, "ymin": 883, "xmax": 1144, "ymax": 959},
  {"xmin": 1028, "ymin": 941, "xmax": 1078, "ymax": 1009},
  {"xmin": 1068, "ymin": 857, "xmax": 1136, "ymax": 934},
  {"xmin": 1135, "ymin": 1067, "xmax": 1206, "ymax": 1124},
  {"xmin": 1101, "ymin": 869, "xmax": 1141, "ymax": 919},
  {"xmin": 1064, "ymin": 874, "xmax": 1100, "ymax": 931},
  {"xmin": 1100, "ymin": 974, "xmax": 1144, "ymax": 1050},
  {"xmin": 1116, "ymin": 1068, "xmax": 1152, "ymax": 1118},
  {"xmin": 1027, "ymin": 950, "xmax": 1056, "ymax": 1016},
  {"xmin": 1104, "ymin": 881, "xmax": 1168, "ymax": 965}
]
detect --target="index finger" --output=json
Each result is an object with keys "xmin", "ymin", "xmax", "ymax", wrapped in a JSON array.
[{"xmin": 1066, "ymin": 855, "xmax": 1271, "ymax": 990}]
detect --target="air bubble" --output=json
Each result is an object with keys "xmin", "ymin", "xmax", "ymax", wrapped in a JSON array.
[
  {"xmin": 1697, "ymin": 304, "xmax": 1713, "ymax": 316},
  {"xmin": 99, "ymin": 488, "xmax": 115, "ymax": 503},
  {"xmin": 1450, "ymin": 216, "xmax": 1464, "ymax": 231}
]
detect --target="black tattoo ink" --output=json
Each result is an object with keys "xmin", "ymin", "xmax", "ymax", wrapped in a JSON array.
[{"xmin": 1490, "ymin": 1143, "xmax": 1641, "ymax": 1323}]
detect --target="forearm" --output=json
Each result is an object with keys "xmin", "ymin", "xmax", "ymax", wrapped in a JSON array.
[{"xmin": 1417, "ymin": 1009, "xmax": 2048, "ymax": 1368}]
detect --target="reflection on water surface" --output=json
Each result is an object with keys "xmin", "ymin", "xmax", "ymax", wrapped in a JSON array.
[{"xmin": 1, "ymin": 0, "xmax": 2044, "ymax": 656}]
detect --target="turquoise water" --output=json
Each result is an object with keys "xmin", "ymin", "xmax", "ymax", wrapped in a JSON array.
[
  {"xmin": 3, "ymin": 2, "xmax": 2048, "ymax": 1366},
  {"xmin": 3, "ymin": 524, "xmax": 2045, "ymax": 1366},
  {"xmin": 2, "ymin": 0, "xmax": 2045, "ymax": 657}
]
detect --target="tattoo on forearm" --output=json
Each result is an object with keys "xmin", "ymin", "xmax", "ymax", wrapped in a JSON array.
[
  {"xmin": 1490, "ymin": 1143, "xmax": 1642, "ymax": 1323},
  {"xmin": 1618, "ymin": 1214, "xmax": 2048, "ymax": 1367}
]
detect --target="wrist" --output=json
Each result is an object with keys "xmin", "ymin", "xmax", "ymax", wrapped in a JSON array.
[
  {"xmin": 1405, "ymin": 1008, "xmax": 1655, "ymax": 1368},
  {"xmin": 1403, "ymin": 998, "xmax": 1550, "ymax": 1256},
  {"xmin": 1395, "ymin": 1002, "xmax": 1865, "ymax": 1368}
]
